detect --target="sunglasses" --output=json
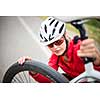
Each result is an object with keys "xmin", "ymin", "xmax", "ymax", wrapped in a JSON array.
[{"xmin": 47, "ymin": 37, "xmax": 64, "ymax": 48}]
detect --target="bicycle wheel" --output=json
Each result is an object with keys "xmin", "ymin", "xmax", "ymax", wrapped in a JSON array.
[{"xmin": 2, "ymin": 60, "xmax": 69, "ymax": 83}]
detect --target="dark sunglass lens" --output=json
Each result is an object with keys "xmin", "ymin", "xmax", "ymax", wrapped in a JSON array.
[
  {"xmin": 48, "ymin": 37, "xmax": 64, "ymax": 48},
  {"xmin": 48, "ymin": 43, "xmax": 53, "ymax": 48},
  {"xmin": 55, "ymin": 40, "xmax": 63, "ymax": 46}
]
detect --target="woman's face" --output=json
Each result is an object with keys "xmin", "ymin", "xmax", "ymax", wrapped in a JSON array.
[{"xmin": 47, "ymin": 36, "xmax": 67, "ymax": 56}]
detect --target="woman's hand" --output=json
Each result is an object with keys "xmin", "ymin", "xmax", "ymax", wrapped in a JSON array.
[
  {"xmin": 77, "ymin": 39, "xmax": 100, "ymax": 66},
  {"xmin": 17, "ymin": 56, "xmax": 37, "ymax": 75},
  {"xmin": 17, "ymin": 56, "xmax": 32, "ymax": 65}
]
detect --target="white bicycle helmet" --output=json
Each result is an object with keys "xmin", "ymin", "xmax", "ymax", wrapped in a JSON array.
[{"xmin": 39, "ymin": 17, "xmax": 66, "ymax": 46}]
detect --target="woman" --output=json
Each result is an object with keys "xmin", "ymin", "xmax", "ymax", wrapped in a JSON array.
[{"xmin": 18, "ymin": 17, "xmax": 100, "ymax": 82}]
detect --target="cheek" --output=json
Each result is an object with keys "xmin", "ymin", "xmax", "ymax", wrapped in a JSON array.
[
  {"xmin": 48, "ymin": 47, "xmax": 53, "ymax": 52},
  {"xmin": 61, "ymin": 41, "xmax": 66, "ymax": 50}
]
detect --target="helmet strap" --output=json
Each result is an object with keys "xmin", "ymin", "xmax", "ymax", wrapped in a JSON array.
[{"xmin": 61, "ymin": 34, "xmax": 68, "ymax": 56}]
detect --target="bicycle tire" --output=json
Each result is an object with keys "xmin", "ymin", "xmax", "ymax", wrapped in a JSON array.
[{"xmin": 2, "ymin": 60, "xmax": 69, "ymax": 83}]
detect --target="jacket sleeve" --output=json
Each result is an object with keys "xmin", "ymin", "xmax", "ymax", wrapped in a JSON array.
[{"xmin": 29, "ymin": 54, "xmax": 59, "ymax": 83}]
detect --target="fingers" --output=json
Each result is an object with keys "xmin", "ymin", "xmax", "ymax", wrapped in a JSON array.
[
  {"xmin": 77, "ymin": 39, "xmax": 97, "ymax": 58},
  {"xmin": 17, "ymin": 56, "xmax": 32, "ymax": 65},
  {"xmin": 77, "ymin": 50, "xmax": 96, "ymax": 58},
  {"xmin": 17, "ymin": 57, "xmax": 25, "ymax": 65},
  {"xmin": 78, "ymin": 47, "xmax": 97, "ymax": 57},
  {"xmin": 81, "ymin": 39, "xmax": 95, "ymax": 46},
  {"xmin": 80, "ymin": 39, "xmax": 95, "ymax": 49},
  {"xmin": 80, "ymin": 43, "xmax": 96, "ymax": 51}
]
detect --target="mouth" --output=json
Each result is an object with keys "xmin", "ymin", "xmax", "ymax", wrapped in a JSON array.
[
  {"xmin": 54, "ymin": 48, "xmax": 61, "ymax": 53},
  {"xmin": 56, "ymin": 48, "xmax": 61, "ymax": 51}
]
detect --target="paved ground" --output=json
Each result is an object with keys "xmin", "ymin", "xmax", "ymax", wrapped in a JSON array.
[{"xmin": 0, "ymin": 16, "xmax": 50, "ymax": 82}]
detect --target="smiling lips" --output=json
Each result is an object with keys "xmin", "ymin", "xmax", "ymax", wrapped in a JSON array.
[{"xmin": 54, "ymin": 48, "xmax": 61, "ymax": 52}]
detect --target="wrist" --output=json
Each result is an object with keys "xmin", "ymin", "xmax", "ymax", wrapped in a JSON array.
[
  {"xmin": 93, "ymin": 48, "xmax": 100, "ymax": 66},
  {"xmin": 93, "ymin": 56, "xmax": 100, "ymax": 66}
]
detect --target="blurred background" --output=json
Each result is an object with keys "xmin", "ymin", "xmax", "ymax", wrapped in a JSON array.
[
  {"xmin": 0, "ymin": 16, "xmax": 51, "ymax": 82},
  {"xmin": 0, "ymin": 16, "xmax": 100, "ymax": 82}
]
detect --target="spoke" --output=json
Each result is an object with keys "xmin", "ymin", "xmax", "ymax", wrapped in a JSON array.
[
  {"xmin": 12, "ymin": 76, "xmax": 23, "ymax": 83},
  {"xmin": 12, "ymin": 78, "xmax": 20, "ymax": 83},
  {"xmin": 28, "ymin": 74, "xmax": 31, "ymax": 83},
  {"xmin": 11, "ymin": 71, "xmax": 34, "ymax": 83},
  {"xmin": 18, "ymin": 73, "xmax": 24, "ymax": 82},
  {"xmin": 23, "ymin": 71, "xmax": 29, "ymax": 82}
]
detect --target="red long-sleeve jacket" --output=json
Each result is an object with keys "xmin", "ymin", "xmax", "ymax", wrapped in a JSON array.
[{"xmin": 29, "ymin": 40, "xmax": 100, "ymax": 83}]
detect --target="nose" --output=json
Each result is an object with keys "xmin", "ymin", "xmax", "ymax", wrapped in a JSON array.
[{"xmin": 53, "ymin": 44, "xmax": 58, "ymax": 48}]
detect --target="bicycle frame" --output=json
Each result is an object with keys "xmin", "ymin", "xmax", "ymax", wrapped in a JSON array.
[
  {"xmin": 54, "ymin": 17, "xmax": 100, "ymax": 83},
  {"xmin": 70, "ymin": 62, "xmax": 100, "ymax": 83}
]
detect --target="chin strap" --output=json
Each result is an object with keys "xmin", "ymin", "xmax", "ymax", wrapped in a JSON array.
[{"xmin": 61, "ymin": 35, "xmax": 68, "ymax": 56}]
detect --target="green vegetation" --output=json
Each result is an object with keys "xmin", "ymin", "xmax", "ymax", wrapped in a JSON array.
[{"xmin": 85, "ymin": 19, "xmax": 100, "ymax": 43}]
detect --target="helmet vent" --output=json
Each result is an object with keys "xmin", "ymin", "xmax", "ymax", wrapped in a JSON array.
[
  {"xmin": 55, "ymin": 21, "xmax": 59, "ymax": 27},
  {"xmin": 40, "ymin": 33, "xmax": 43, "ymax": 39},
  {"xmin": 59, "ymin": 24, "xmax": 64, "ymax": 34},
  {"xmin": 49, "ymin": 34, "xmax": 54, "ymax": 41},
  {"xmin": 48, "ymin": 18, "xmax": 52, "ymax": 20},
  {"xmin": 52, "ymin": 28, "xmax": 55, "ymax": 35},
  {"xmin": 49, "ymin": 19, "xmax": 55, "ymax": 25},
  {"xmin": 44, "ymin": 25, "xmax": 47, "ymax": 33},
  {"xmin": 44, "ymin": 37, "xmax": 48, "ymax": 42}
]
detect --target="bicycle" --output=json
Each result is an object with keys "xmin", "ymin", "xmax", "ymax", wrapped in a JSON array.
[{"xmin": 2, "ymin": 16, "xmax": 100, "ymax": 83}]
